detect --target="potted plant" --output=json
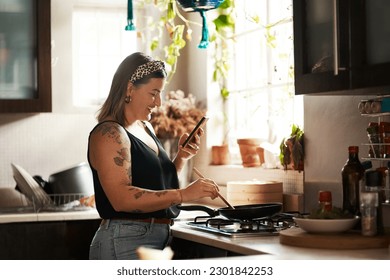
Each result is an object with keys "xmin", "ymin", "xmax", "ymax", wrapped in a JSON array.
[
  {"xmin": 279, "ymin": 124, "xmax": 304, "ymax": 171},
  {"xmin": 149, "ymin": 89, "xmax": 206, "ymax": 158}
]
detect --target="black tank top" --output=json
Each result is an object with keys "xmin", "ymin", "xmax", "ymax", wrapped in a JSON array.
[{"xmin": 87, "ymin": 121, "xmax": 180, "ymax": 219}]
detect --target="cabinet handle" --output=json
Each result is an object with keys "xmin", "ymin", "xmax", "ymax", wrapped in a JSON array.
[{"xmin": 333, "ymin": 0, "xmax": 339, "ymax": 76}]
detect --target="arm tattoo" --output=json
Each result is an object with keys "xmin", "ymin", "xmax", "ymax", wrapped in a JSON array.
[
  {"xmin": 114, "ymin": 148, "xmax": 130, "ymax": 167},
  {"xmin": 127, "ymin": 161, "xmax": 132, "ymax": 185},
  {"xmin": 155, "ymin": 191, "xmax": 168, "ymax": 197},
  {"xmin": 96, "ymin": 122, "xmax": 123, "ymax": 144},
  {"xmin": 95, "ymin": 123, "xmax": 131, "ymax": 177},
  {"xmin": 134, "ymin": 190, "xmax": 146, "ymax": 199}
]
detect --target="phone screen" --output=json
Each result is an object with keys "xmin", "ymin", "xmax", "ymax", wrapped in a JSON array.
[{"xmin": 181, "ymin": 116, "xmax": 209, "ymax": 148}]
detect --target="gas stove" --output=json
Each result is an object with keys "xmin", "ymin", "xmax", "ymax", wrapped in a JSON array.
[{"xmin": 186, "ymin": 213, "xmax": 298, "ymax": 238}]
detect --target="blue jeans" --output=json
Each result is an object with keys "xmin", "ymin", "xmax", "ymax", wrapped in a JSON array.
[{"xmin": 89, "ymin": 219, "xmax": 171, "ymax": 260}]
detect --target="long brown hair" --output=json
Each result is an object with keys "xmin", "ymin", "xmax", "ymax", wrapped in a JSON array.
[{"xmin": 97, "ymin": 52, "xmax": 166, "ymax": 125}]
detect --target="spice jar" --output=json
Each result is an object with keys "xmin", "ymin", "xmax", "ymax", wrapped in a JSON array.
[
  {"xmin": 360, "ymin": 191, "xmax": 378, "ymax": 236},
  {"xmin": 318, "ymin": 190, "xmax": 332, "ymax": 212}
]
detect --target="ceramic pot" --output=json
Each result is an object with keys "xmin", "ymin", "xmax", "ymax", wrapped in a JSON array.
[
  {"xmin": 237, "ymin": 138, "xmax": 262, "ymax": 167},
  {"xmin": 211, "ymin": 145, "xmax": 230, "ymax": 165}
]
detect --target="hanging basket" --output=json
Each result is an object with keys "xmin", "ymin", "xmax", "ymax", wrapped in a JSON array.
[
  {"xmin": 176, "ymin": 0, "xmax": 225, "ymax": 12},
  {"xmin": 176, "ymin": 0, "xmax": 225, "ymax": 48}
]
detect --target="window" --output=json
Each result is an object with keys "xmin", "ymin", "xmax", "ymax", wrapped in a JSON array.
[
  {"xmin": 72, "ymin": 3, "xmax": 137, "ymax": 106},
  {"xmin": 222, "ymin": 0, "xmax": 303, "ymax": 165},
  {"xmin": 71, "ymin": 1, "xmax": 303, "ymax": 167}
]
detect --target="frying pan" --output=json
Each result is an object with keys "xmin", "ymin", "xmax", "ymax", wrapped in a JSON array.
[{"xmin": 177, "ymin": 203, "xmax": 282, "ymax": 220}]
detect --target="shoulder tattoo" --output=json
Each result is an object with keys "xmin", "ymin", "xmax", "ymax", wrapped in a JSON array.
[{"xmin": 95, "ymin": 122, "xmax": 123, "ymax": 144}]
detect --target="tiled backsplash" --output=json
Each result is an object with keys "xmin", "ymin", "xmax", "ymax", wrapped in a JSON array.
[{"xmin": 0, "ymin": 113, "xmax": 96, "ymax": 188}]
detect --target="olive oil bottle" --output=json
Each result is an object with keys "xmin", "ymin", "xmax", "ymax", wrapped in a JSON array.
[{"xmin": 341, "ymin": 146, "xmax": 365, "ymax": 216}]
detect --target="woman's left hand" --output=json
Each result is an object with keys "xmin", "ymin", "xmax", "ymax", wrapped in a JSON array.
[{"xmin": 177, "ymin": 128, "xmax": 203, "ymax": 160}]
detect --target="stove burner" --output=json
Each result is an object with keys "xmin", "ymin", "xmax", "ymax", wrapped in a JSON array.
[
  {"xmin": 240, "ymin": 221, "xmax": 254, "ymax": 230},
  {"xmin": 207, "ymin": 218, "xmax": 234, "ymax": 227},
  {"xmin": 186, "ymin": 212, "xmax": 298, "ymax": 238}
]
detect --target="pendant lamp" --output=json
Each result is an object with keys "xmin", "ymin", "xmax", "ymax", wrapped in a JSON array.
[
  {"xmin": 176, "ymin": 0, "xmax": 225, "ymax": 49},
  {"xmin": 125, "ymin": 0, "xmax": 135, "ymax": 31}
]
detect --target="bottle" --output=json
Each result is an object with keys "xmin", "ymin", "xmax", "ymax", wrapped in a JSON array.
[
  {"xmin": 360, "ymin": 191, "xmax": 378, "ymax": 236},
  {"xmin": 385, "ymin": 168, "xmax": 390, "ymax": 204},
  {"xmin": 363, "ymin": 170, "xmax": 384, "ymax": 235},
  {"xmin": 341, "ymin": 146, "xmax": 365, "ymax": 216},
  {"xmin": 318, "ymin": 190, "xmax": 332, "ymax": 212}
]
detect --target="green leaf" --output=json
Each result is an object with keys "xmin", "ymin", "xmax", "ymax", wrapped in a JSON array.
[
  {"xmin": 219, "ymin": 0, "xmax": 234, "ymax": 9},
  {"xmin": 213, "ymin": 69, "xmax": 218, "ymax": 82},
  {"xmin": 150, "ymin": 39, "xmax": 159, "ymax": 51},
  {"xmin": 167, "ymin": 1, "xmax": 175, "ymax": 20},
  {"xmin": 213, "ymin": 14, "xmax": 235, "ymax": 32},
  {"xmin": 220, "ymin": 87, "xmax": 229, "ymax": 100}
]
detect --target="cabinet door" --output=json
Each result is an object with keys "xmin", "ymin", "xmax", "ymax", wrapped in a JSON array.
[
  {"xmin": 293, "ymin": 0, "xmax": 350, "ymax": 94},
  {"xmin": 350, "ymin": 0, "xmax": 390, "ymax": 89},
  {"xmin": 0, "ymin": 0, "xmax": 51, "ymax": 113}
]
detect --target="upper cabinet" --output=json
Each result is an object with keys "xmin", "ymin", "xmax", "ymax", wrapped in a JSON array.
[
  {"xmin": 0, "ymin": 0, "xmax": 51, "ymax": 113},
  {"xmin": 293, "ymin": 0, "xmax": 390, "ymax": 95}
]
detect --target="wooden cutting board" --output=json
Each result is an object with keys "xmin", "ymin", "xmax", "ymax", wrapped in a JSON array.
[{"xmin": 280, "ymin": 227, "xmax": 390, "ymax": 249}]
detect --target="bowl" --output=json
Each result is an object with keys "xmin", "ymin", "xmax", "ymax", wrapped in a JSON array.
[{"xmin": 293, "ymin": 216, "xmax": 360, "ymax": 234}]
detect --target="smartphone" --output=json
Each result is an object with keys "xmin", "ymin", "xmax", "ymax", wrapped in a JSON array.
[{"xmin": 181, "ymin": 116, "xmax": 209, "ymax": 148}]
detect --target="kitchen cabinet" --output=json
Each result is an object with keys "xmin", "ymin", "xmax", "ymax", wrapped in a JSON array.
[
  {"xmin": 293, "ymin": 0, "xmax": 390, "ymax": 95},
  {"xmin": 171, "ymin": 238, "xmax": 243, "ymax": 259},
  {"xmin": 0, "ymin": 0, "xmax": 51, "ymax": 113},
  {"xmin": 0, "ymin": 219, "xmax": 100, "ymax": 260}
]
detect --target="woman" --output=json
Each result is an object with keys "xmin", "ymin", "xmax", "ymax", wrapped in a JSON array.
[{"xmin": 87, "ymin": 52, "xmax": 219, "ymax": 260}]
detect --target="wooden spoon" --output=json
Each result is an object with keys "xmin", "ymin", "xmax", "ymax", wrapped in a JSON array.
[{"xmin": 192, "ymin": 167, "xmax": 235, "ymax": 209}]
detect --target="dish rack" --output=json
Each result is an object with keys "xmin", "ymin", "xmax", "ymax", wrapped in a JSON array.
[
  {"xmin": 36, "ymin": 193, "xmax": 94, "ymax": 212},
  {"xmin": 0, "ymin": 193, "xmax": 94, "ymax": 214},
  {"xmin": 35, "ymin": 193, "xmax": 95, "ymax": 212}
]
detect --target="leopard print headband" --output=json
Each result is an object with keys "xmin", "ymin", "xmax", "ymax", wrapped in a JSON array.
[{"xmin": 129, "ymin": 60, "xmax": 166, "ymax": 83}]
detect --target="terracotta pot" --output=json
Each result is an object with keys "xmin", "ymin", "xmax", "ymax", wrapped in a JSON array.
[
  {"xmin": 256, "ymin": 146, "xmax": 265, "ymax": 164},
  {"xmin": 211, "ymin": 145, "xmax": 230, "ymax": 165},
  {"xmin": 237, "ymin": 138, "xmax": 262, "ymax": 167}
]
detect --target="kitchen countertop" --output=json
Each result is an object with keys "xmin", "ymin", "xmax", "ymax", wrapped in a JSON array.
[
  {"xmin": 171, "ymin": 210, "xmax": 390, "ymax": 260},
  {"xmin": 171, "ymin": 220, "xmax": 390, "ymax": 259},
  {"xmin": 1, "ymin": 208, "xmax": 389, "ymax": 259},
  {"xmin": 0, "ymin": 208, "xmax": 100, "ymax": 223}
]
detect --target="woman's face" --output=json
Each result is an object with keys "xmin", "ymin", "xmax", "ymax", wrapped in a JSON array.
[{"xmin": 127, "ymin": 78, "xmax": 165, "ymax": 121}]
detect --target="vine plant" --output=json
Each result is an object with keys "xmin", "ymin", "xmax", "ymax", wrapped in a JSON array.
[
  {"xmin": 137, "ymin": 0, "xmax": 234, "ymax": 86},
  {"xmin": 136, "ymin": 1, "xmax": 293, "ymax": 146},
  {"xmin": 137, "ymin": 0, "xmax": 197, "ymax": 83}
]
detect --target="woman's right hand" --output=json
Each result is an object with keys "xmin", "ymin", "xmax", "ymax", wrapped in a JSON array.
[{"xmin": 180, "ymin": 178, "xmax": 220, "ymax": 202}]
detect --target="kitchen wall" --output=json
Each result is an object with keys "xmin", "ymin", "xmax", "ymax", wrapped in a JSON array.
[
  {"xmin": 303, "ymin": 95, "xmax": 374, "ymax": 211},
  {"xmin": 0, "ymin": 113, "xmax": 96, "ymax": 188}
]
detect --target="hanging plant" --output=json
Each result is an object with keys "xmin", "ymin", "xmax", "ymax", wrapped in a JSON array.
[
  {"xmin": 211, "ymin": 0, "xmax": 235, "ymax": 101},
  {"xmin": 134, "ymin": 1, "xmax": 235, "ymax": 84},
  {"xmin": 142, "ymin": 0, "xmax": 189, "ymax": 83}
]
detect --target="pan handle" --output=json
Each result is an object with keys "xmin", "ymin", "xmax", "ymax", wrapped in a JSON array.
[{"xmin": 177, "ymin": 205, "xmax": 218, "ymax": 217}]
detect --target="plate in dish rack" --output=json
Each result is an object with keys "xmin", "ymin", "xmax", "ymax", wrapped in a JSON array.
[
  {"xmin": 11, "ymin": 163, "xmax": 52, "ymax": 209},
  {"xmin": 293, "ymin": 216, "xmax": 360, "ymax": 234}
]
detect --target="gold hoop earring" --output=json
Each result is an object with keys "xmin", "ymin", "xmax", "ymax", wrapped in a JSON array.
[{"xmin": 125, "ymin": 96, "xmax": 131, "ymax": 103}]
